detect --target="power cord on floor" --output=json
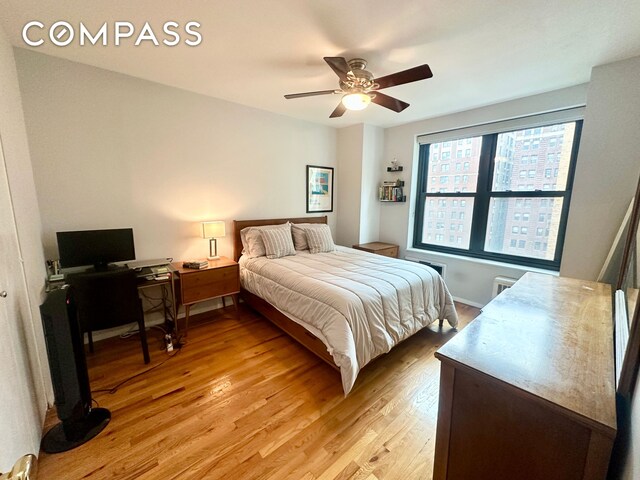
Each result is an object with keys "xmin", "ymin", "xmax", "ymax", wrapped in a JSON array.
[{"xmin": 92, "ymin": 346, "xmax": 182, "ymax": 395}]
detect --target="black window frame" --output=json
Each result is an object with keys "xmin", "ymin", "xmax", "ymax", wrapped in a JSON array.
[{"xmin": 413, "ymin": 120, "xmax": 582, "ymax": 270}]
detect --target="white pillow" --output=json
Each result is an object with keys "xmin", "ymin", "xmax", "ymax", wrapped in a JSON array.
[
  {"xmin": 261, "ymin": 224, "xmax": 296, "ymax": 259},
  {"xmin": 240, "ymin": 223, "xmax": 290, "ymax": 258},
  {"xmin": 305, "ymin": 224, "xmax": 336, "ymax": 254},
  {"xmin": 291, "ymin": 223, "xmax": 331, "ymax": 250}
]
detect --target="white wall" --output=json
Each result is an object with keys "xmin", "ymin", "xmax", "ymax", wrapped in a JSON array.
[
  {"xmin": 336, "ymin": 124, "xmax": 364, "ymax": 247},
  {"xmin": 380, "ymin": 85, "xmax": 588, "ymax": 306},
  {"xmin": 14, "ymin": 49, "xmax": 336, "ymax": 268},
  {"xmin": 335, "ymin": 124, "xmax": 383, "ymax": 247},
  {"xmin": 359, "ymin": 125, "xmax": 382, "ymax": 244},
  {"xmin": 561, "ymin": 56, "xmax": 640, "ymax": 280},
  {"xmin": 0, "ymin": 26, "xmax": 49, "ymax": 469}
]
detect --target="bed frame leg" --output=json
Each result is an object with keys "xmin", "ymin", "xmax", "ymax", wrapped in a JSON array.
[{"xmin": 439, "ymin": 319, "xmax": 444, "ymax": 329}]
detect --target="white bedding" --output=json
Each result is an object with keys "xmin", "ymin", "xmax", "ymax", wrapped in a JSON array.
[{"xmin": 240, "ymin": 246, "xmax": 458, "ymax": 394}]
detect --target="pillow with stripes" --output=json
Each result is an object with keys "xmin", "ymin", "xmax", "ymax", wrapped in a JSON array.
[
  {"xmin": 305, "ymin": 224, "xmax": 336, "ymax": 254},
  {"xmin": 261, "ymin": 224, "xmax": 296, "ymax": 259}
]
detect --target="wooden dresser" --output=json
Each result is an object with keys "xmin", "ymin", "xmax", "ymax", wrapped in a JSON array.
[
  {"xmin": 352, "ymin": 242, "xmax": 399, "ymax": 258},
  {"xmin": 433, "ymin": 272, "xmax": 616, "ymax": 480},
  {"xmin": 172, "ymin": 257, "xmax": 240, "ymax": 335}
]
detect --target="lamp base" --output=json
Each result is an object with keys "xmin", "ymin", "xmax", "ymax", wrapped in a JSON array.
[{"xmin": 207, "ymin": 255, "xmax": 220, "ymax": 260}]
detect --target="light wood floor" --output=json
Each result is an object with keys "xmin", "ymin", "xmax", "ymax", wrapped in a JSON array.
[{"xmin": 38, "ymin": 302, "xmax": 479, "ymax": 480}]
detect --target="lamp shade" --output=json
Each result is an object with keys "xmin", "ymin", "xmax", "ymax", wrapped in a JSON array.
[{"xmin": 202, "ymin": 221, "xmax": 226, "ymax": 239}]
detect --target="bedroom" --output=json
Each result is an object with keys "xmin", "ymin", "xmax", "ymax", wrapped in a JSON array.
[{"xmin": 1, "ymin": 1, "xmax": 640, "ymax": 479}]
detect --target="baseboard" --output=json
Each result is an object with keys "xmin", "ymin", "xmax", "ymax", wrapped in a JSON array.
[{"xmin": 452, "ymin": 296, "xmax": 484, "ymax": 309}]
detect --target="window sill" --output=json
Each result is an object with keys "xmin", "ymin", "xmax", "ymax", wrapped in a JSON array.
[{"xmin": 405, "ymin": 247, "xmax": 559, "ymax": 276}]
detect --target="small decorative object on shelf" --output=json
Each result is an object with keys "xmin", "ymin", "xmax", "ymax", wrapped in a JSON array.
[
  {"xmin": 387, "ymin": 158, "xmax": 403, "ymax": 172},
  {"xmin": 379, "ymin": 179, "xmax": 406, "ymax": 202}
]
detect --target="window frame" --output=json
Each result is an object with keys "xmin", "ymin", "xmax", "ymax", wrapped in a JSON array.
[{"xmin": 413, "ymin": 120, "xmax": 583, "ymax": 270}]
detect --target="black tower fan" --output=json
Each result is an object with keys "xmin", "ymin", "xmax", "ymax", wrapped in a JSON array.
[{"xmin": 39, "ymin": 286, "xmax": 110, "ymax": 453}]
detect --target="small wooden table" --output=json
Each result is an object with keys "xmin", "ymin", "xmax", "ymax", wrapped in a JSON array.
[
  {"xmin": 171, "ymin": 257, "xmax": 240, "ymax": 335},
  {"xmin": 352, "ymin": 242, "xmax": 399, "ymax": 258}
]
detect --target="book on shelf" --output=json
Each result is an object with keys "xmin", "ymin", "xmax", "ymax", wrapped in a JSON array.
[
  {"xmin": 182, "ymin": 259, "xmax": 209, "ymax": 269},
  {"xmin": 378, "ymin": 185, "xmax": 405, "ymax": 202}
]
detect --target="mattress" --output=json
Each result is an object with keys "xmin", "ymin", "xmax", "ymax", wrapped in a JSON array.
[{"xmin": 239, "ymin": 246, "xmax": 458, "ymax": 394}]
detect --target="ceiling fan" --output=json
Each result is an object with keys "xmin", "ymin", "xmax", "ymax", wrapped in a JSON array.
[{"xmin": 284, "ymin": 57, "xmax": 433, "ymax": 118}]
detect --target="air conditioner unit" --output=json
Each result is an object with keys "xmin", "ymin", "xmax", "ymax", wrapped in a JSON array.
[
  {"xmin": 492, "ymin": 276, "xmax": 517, "ymax": 298},
  {"xmin": 405, "ymin": 256, "xmax": 447, "ymax": 279}
]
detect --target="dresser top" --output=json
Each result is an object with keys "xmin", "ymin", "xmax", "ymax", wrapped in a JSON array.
[{"xmin": 436, "ymin": 272, "xmax": 616, "ymax": 435}]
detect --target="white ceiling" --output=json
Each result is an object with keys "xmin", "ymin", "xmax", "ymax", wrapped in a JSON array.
[{"xmin": 2, "ymin": 0, "xmax": 640, "ymax": 128}]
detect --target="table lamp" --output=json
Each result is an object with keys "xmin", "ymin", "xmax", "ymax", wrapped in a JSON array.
[{"xmin": 202, "ymin": 221, "xmax": 225, "ymax": 260}]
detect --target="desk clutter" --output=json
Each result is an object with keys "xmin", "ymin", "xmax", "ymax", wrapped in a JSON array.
[{"xmin": 182, "ymin": 259, "xmax": 209, "ymax": 270}]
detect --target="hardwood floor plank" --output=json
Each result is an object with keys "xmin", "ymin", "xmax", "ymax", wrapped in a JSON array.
[{"xmin": 37, "ymin": 302, "xmax": 478, "ymax": 479}]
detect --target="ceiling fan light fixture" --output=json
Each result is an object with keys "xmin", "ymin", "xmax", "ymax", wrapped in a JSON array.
[{"xmin": 341, "ymin": 93, "xmax": 371, "ymax": 111}]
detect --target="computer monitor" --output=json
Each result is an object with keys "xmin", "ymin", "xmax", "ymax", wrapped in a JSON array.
[{"xmin": 56, "ymin": 228, "xmax": 135, "ymax": 271}]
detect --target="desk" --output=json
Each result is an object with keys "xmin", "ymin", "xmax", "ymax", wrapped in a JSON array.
[{"xmin": 47, "ymin": 267, "xmax": 177, "ymax": 333}]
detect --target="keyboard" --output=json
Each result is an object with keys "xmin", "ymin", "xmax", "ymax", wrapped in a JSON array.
[{"xmin": 127, "ymin": 258, "xmax": 171, "ymax": 269}]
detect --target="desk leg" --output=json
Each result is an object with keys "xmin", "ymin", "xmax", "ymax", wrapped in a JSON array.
[
  {"xmin": 222, "ymin": 296, "xmax": 226, "ymax": 308},
  {"xmin": 184, "ymin": 304, "xmax": 191, "ymax": 336}
]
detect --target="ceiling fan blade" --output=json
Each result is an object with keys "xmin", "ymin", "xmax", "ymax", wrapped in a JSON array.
[
  {"xmin": 374, "ymin": 64, "xmax": 433, "ymax": 90},
  {"xmin": 370, "ymin": 92, "xmax": 410, "ymax": 113},
  {"xmin": 329, "ymin": 102, "xmax": 347, "ymax": 118},
  {"xmin": 284, "ymin": 89, "xmax": 338, "ymax": 99},
  {"xmin": 324, "ymin": 57, "xmax": 351, "ymax": 82}
]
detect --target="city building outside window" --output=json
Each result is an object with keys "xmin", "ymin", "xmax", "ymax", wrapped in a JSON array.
[{"xmin": 413, "ymin": 118, "xmax": 582, "ymax": 270}]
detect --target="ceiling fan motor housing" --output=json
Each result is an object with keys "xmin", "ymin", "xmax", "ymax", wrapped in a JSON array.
[{"xmin": 340, "ymin": 58, "xmax": 377, "ymax": 92}]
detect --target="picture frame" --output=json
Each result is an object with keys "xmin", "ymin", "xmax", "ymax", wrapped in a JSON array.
[{"xmin": 306, "ymin": 165, "xmax": 334, "ymax": 213}]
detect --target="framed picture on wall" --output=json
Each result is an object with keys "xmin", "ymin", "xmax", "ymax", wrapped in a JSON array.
[{"xmin": 306, "ymin": 165, "xmax": 334, "ymax": 213}]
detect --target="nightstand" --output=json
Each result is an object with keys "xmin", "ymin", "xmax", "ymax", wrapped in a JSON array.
[
  {"xmin": 352, "ymin": 242, "xmax": 399, "ymax": 258},
  {"xmin": 171, "ymin": 256, "xmax": 240, "ymax": 335}
]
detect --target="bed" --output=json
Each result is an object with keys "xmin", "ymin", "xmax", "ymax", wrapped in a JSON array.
[{"xmin": 233, "ymin": 216, "xmax": 458, "ymax": 394}]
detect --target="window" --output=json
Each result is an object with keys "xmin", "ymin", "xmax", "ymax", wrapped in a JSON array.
[
  {"xmin": 442, "ymin": 152, "xmax": 451, "ymax": 160},
  {"xmin": 455, "ymin": 163, "xmax": 462, "ymax": 171},
  {"xmin": 414, "ymin": 119, "xmax": 581, "ymax": 269},
  {"xmin": 442, "ymin": 164, "xmax": 450, "ymax": 172}
]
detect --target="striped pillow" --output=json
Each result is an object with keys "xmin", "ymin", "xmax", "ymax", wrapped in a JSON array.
[
  {"xmin": 306, "ymin": 224, "xmax": 336, "ymax": 254},
  {"xmin": 261, "ymin": 224, "xmax": 296, "ymax": 259},
  {"xmin": 291, "ymin": 223, "xmax": 326, "ymax": 250}
]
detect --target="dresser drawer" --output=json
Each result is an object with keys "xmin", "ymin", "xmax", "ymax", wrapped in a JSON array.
[
  {"xmin": 181, "ymin": 265, "xmax": 239, "ymax": 304},
  {"xmin": 377, "ymin": 246, "xmax": 399, "ymax": 258}
]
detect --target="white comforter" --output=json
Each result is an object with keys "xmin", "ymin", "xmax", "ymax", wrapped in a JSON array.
[{"xmin": 240, "ymin": 246, "xmax": 458, "ymax": 394}]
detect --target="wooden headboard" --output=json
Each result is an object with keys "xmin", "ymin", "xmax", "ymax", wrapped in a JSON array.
[{"xmin": 232, "ymin": 216, "xmax": 327, "ymax": 261}]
